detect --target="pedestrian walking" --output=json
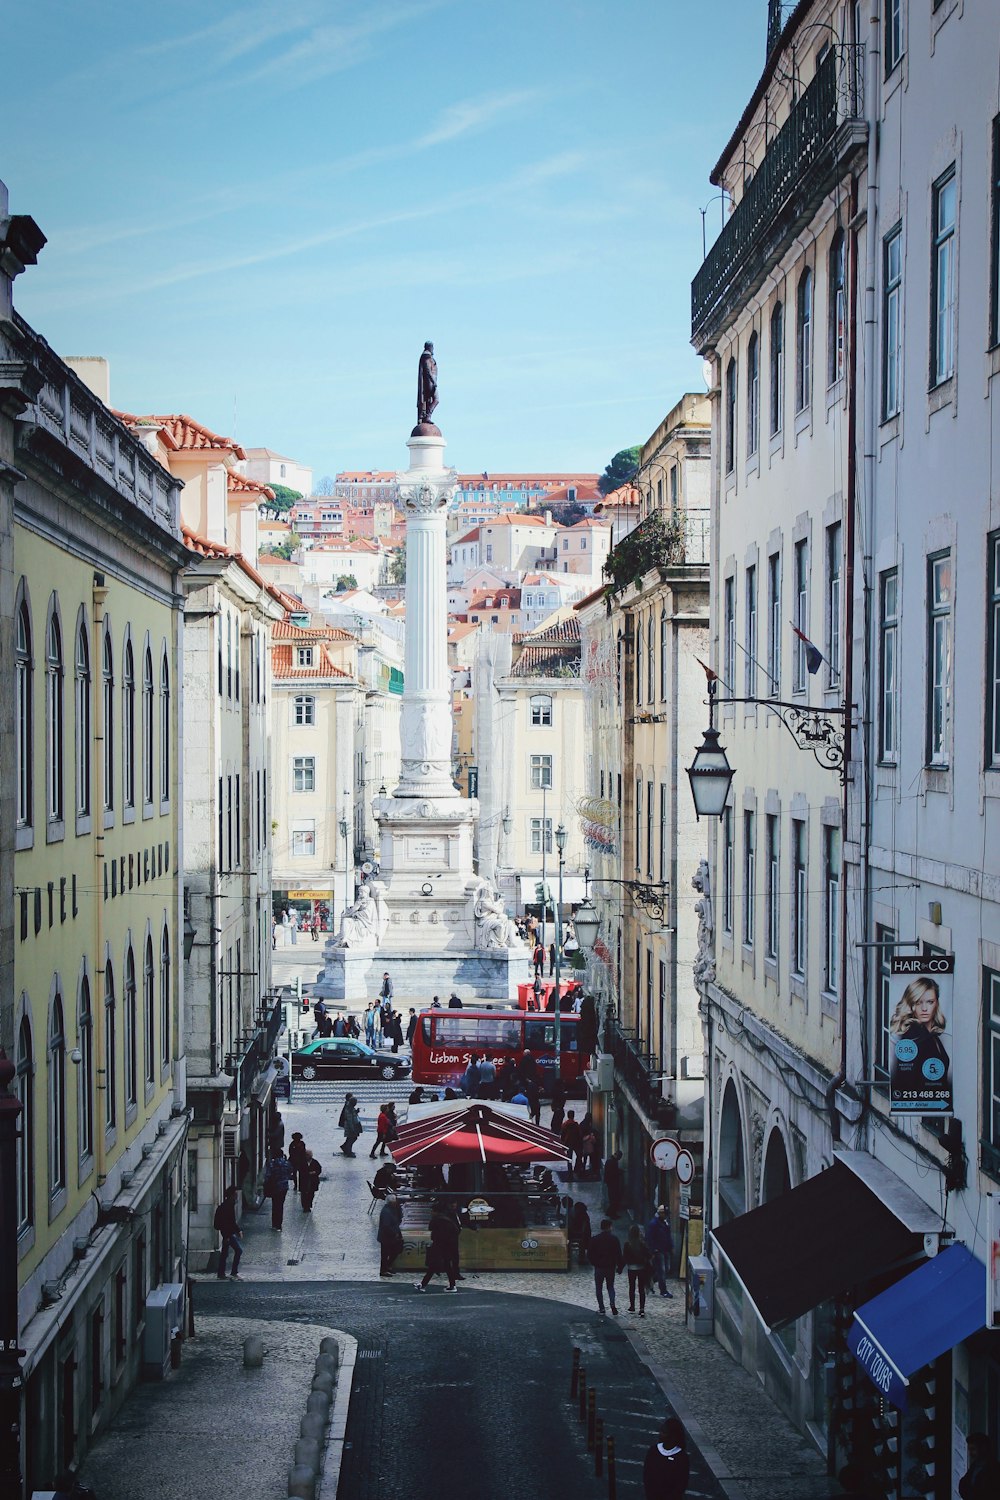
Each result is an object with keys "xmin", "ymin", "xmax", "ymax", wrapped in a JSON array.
[
  {"xmin": 532, "ymin": 942, "xmax": 545, "ymax": 976},
  {"xmin": 300, "ymin": 1150, "xmax": 322, "ymax": 1211},
  {"xmin": 560, "ymin": 1110, "xmax": 582, "ymax": 1176},
  {"xmin": 477, "ymin": 1053, "xmax": 497, "ymax": 1098},
  {"xmin": 645, "ymin": 1204, "xmax": 675, "ymax": 1297},
  {"xmin": 266, "ymin": 1110, "xmax": 285, "ymax": 1157},
  {"xmin": 416, "ymin": 1201, "xmax": 460, "ymax": 1291},
  {"xmin": 390, "ymin": 1009, "xmax": 404, "ymax": 1053},
  {"xmin": 568, "ymin": 1200, "xmax": 592, "ymax": 1267},
  {"xmin": 288, "ymin": 1131, "xmax": 307, "ymax": 1189},
  {"xmin": 448, "ymin": 991, "xmax": 463, "ymax": 1008},
  {"xmin": 623, "ymin": 1223, "xmax": 653, "ymax": 1316},
  {"xmin": 288, "ymin": 909, "xmax": 299, "ymax": 945},
  {"xmin": 370, "ymin": 1104, "xmax": 393, "ymax": 1158},
  {"xmin": 548, "ymin": 941, "xmax": 556, "ymax": 975},
  {"xmin": 214, "ymin": 1186, "xmax": 243, "ymax": 1279},
  {"xmin": 588, "ymin": 1217, "xmax": 623, "ymax": 1315},
  {"xmin": 406, "ymin": 1007, "xmax": 418, "ymax": 1045},
  {"xmin": 461, "ymin": 1053, "xmax": 481, "ymax": 1098},
  {"xmin": 603, "ymin": 1148, "xmax": 624, "ymax": 1217},
  {"xmin": 339, "ymin": 1093, "xmax": 363, "ymax": 1156},
  {"xmin": 263, "ymin": 1150, "xmax": 292, "ymax": 1230},
  {"xmin": 310, "ymin": 915, "xmax": 320, "ymax": 942},
  {"xmin": 377, "ymin": 1194, "xmax": 404, "ymax": 1276},
  {"xmin": 380, "ymin": 971, "xmax": 394, "ymax": 1003},
  {"xmin": 333, "ymin": 1013, "xmax": 348, "ymax": 1037},
  {"xmin": 643, "ymin": 1417, "xmax": 690, "ymax": 1500}
]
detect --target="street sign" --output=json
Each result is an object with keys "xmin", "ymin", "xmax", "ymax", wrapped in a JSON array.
[
  {"xmin": 650, "ymin": 1137, "xmax": 680, "ymax": 1172},
  {"xmin": 675, "ymin": 1148, "xmax": 695, "ymax": 1186},
  {"xmin": 679, "ymin": 1184, "xmax": 691, "ymax": 1220}
]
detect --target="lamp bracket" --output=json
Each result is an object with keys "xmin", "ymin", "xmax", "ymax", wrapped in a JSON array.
[
  {"xmin": 588, "ymin": 877, "xmax": 670, "ymax": 923},
  {"xmin": 713, "ymin": 696, "xmax": 850, "ymax": 779}
]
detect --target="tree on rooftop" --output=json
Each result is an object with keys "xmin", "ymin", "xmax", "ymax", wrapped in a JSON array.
[
  {"xmin": 597, "ymin": 445, "xmax": 641, "ymax": 496},
  {"xmin": 263, "ymin": 483, "xmax": 303, "ymax": 518},
  {"xmin": 335, "ymin": 574, "xmax": 358, "ymax": 592}
]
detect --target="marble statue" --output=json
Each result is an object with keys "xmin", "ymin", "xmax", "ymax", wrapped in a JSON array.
[
  {"xmin": 329, "ymin": 881, "xmax": 388, "ymax": 950},
  {"xmin": 473, "ymin": 881, "xmax": 521, "ymax": 949},
  {"xmin": 692, "ymin": 858, "xmax": 716, "ymax": 986}
]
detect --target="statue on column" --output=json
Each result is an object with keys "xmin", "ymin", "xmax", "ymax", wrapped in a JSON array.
[{"xmin": 417, "ymin": 341, "xmax": 439, "ymax": 426}]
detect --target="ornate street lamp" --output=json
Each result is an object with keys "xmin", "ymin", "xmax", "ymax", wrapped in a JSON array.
[
  {"xmin": 572, "ymin": 897, "xmax": 600, "ymax": 954},
  {"xmin": 686, "ymin": 684, "xmax": 735, "ymax": 820}
]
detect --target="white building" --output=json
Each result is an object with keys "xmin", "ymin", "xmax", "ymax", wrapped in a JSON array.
[{"xmin": 244, "ymin": 446, "xmax": 313, "ymax": 497}]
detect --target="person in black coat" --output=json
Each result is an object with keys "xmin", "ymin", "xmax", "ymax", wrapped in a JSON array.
[
  {"xmin": 299, "ymin": 1151, "xmax": 322, "ymax": 1211},
  {"xmin": 417, "ymin": 1203, "xmax": 460, "ymax": 1290},
  {"xmin": 643, "ymin": 1417, "xmax": 690, "ymax": 1500}
]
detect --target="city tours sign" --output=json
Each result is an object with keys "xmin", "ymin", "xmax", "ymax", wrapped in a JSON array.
[{"xmin": 888, "ymin": 954, "xmax": 954, "ymax": 1116}]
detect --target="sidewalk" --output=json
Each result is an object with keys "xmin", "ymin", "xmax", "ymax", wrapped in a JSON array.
[{"xmin": 202, "ymin": 1064, "xmax": 846, "ymax": 1500}]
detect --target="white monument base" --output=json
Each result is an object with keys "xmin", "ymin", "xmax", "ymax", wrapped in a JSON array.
[{"xmin": 312, "ymin": 945, "xmax": 531, "ymax": 1005}]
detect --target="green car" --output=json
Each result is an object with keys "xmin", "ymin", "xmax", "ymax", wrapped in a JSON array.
[{"xmin": 291, "ymin": 1037, "xmax": 410, "ymax": 1082}]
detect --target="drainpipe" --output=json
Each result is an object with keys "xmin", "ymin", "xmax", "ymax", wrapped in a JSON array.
[{"xmin": 93, "ymin": 574, "xmax": 108, "ymax": 1185}]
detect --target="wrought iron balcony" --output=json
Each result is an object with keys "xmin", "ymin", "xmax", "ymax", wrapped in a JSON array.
[
  {"xmin": 604, "ymin": 1015, "xmax": 676, "ymax": 1127},
  {"xmin": 691, "ymin": 46, "xmax": 866, "ymax": 350},
  {"xmin": 226, "ymin": 995, "xmax": 283, "ymax": 1108}
]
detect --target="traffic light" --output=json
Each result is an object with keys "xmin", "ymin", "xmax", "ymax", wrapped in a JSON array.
[{"xmin": 535, "ymin": 882, "xmax": 550, "ymax": 905}]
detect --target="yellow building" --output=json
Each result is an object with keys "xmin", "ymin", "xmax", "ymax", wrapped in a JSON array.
[{"xmin": 3, "ymin": 186, "xmax": 189, "ymax": 1492}]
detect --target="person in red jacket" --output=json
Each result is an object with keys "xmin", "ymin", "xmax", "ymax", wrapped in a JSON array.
[{"xmin": 370, "ymin": 1105, "xmax": 392, "ymax": 1159}]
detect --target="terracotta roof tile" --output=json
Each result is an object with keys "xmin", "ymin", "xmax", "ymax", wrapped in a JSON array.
[
  {"xmin": 272, "ymin": 618, "xmax": 356, "ymax": 642},
  {"xmin": 514, "ymin": 615, "xmax": 580, "ymax": 644},
  {"xmin": 271, "ymin": 643, "xmax": 353, "ymax": 680},
  {"xmin": 467, "ymin": 587, "xmax": 521, "ymax": 609},
  {"xmin": 116, "ymin": 411, "xmax": 246, "ymax": 459},
  {"xmin": 228, "ymin": 471, "xmax": 275, "ymax": 501}
]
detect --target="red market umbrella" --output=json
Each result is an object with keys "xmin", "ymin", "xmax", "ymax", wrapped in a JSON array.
[{"xmin": 390, "ymin": 1103, "xmax": 571, "ymax": 1167}]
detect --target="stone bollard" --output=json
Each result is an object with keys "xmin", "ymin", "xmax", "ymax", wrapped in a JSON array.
[
  {"xmin": 311, "ymin": 1371, "xmax": 334, "ymax": 1396},
  {"xmin": 294, "ymin": 1438, "xmax": 321, "ymax": 1470},
  {"xmin": 319, "ymin": 1336, "xmax": 341, "ymax": 1363},
  {"xmin": 306, "ymin": 1390, "xmax": 331, "ymax": 1419},
  {"xmin": 287, "ymin": 1463, "xmax": 316, "ymax": 1499},
  {"xmin": 300, "ymin": 1413, "xmax": 326, "ymax": 1443},
  {"xmin": 316, "ymin": 1350, "xmax": 339, "ymax": 1377},
  {"xmin": 243, "ymin": 1335, "xmax": 265, "ymax": 1369}
]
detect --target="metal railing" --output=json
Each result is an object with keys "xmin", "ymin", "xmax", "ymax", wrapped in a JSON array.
[
  {"xmin": 691, "ymin": 46, "xmax": 865, "ymax": 347},
  {"xmin": 604, "ymin": 1015, "xmax": 674, "ymax": 1124},
  {"xmin": 227, "ymin": 996, "xmax": 283, "ymax": 1107}
]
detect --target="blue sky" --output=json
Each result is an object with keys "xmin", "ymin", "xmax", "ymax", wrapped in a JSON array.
[{"xmin": 7, "ymin": 1, "xmax": 763, "ymax": 481}]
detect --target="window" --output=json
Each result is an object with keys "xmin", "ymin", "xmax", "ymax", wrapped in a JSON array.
[
  {"xmin": 46, "ymin": 605, "xmax": 64, "ymax": 824},
  {"xmin": 16, "ymin": 1017, "xmax": 33, "ymax": 1233},
  {"xmin": 927, "ymin": 551, "xmax": 953, "ymax": 765},
  {"xmin": 884, "ymin": 0, "xmax": 903, "ymax": 75},
  {"xmin": 791, "ymin": 819, "xmax": 807, "ymax": 978},
  {"xmin": 530, "ymin": 818, "xmax": 552, "ymax": 855},
  {"xmin": 793, "ymin": 540, "xmax": 809, "ymax": 692},
  {"xmin": 931, "ymin": 170, "xmax": 957, "ymax": 385},
  {"xmin": 530, "ymin": 694, "xmax": 552, "ymax": 726},
  {"xmin": 828, "ymin": 232, "xmax": 846, "ymax": 386},
  {"xmin": 124, "ymin": 947, "xmax": 137, "ymax": 1109},
  {"xmin": 879, "ymin": 569, "xmax": 899, "ymax": 762},
  {"xmin": 883, "ymin": 227, "xmax": 902, "ymax": 417},
  {"xmin": 875, "ymin": 925, "xmax": 896, "ymax": 1075},
  {"xmin": 743, "ymin": 811, "xmax": 756, "ymax": 948},
  {"xmin": 646, "ymin": 779, "xmax": 654, "ymax": 880},
  {"xmin": 104, "ymin": 963, "xmax": 116, "ymax": 1131},
  {"xmin": 659, "ymin": 611, "xmax": 668, "ymax": 701},
  {"xmin": 745, "ymin": 565, "xmax": 757, "ymax": 697},
  {"xmin": 79, "ymin": 977, "xmax": 94, "ymax": 1161},
  {"xmin": 159, "ymin": 654, "xmax": 170, "ymax": 803},
  {"xmin": 992, "ymin": 118, "xmax": 1000, "ymax": 348},
  {"xmin": 296, "ymin": 646, "xmax": 314, "ymax": 668},
  {"xmin": 142, "ymin": 647, "xmax": 154, "ymax": 807},
  {"xmin": 722, "ymin": 809, "xmax": 734, "ymax": 934},
  {"xmin": 636, "ymin": 618, "xmax": 643, "ymax": 706},
  {"xmin": 75, "ymin": 620, "xmax": 91, "ymax": 818},
  {"xmin": 670, "ymin": 465, "xmax": 679, "ymax": 506},
  {"xmin": 144, "ymin": 937, "xmax": 155, "ymax": 1086},
  {"xmin": 767, "ymin": 552, "xmax": 781, "ymax": 694},
  {"xmin": 16, "ymin": 593, "xmax": 33, "ymax": 829},
  {"xmin": 485, "ymin": 543, "xmax": 493, "ymax": 562},
  {"xmin": 823, "ymin": 827, "xmax": 841, "ymax": 994},
  {"xmin": 659, "ymin": 783, "xmax": 668, "ymax": 882},
  {"xmin": 292, "ymin": 756, "xmax": 316, "ymax": 793},
  {"xmin": 983, "ymin": 967, "xmax": 1000, "ymax": 1174},
  {"xmin": 102, "ymin": 627, "xmax": 114, "ymax": 811},
  {"xmin": 796, "ymin": 268, "xmax": 813, "ymax": 411},
  {"xmin": 530, "ymin": 754, "xmax": 553, "ymax": 790},
  {"xmin": 825, "ymin": 524, "xmax": 842, "ymax": 688},
  {"xmin": 291, "ymin": 823, "xmax": 316, "ymax": 856},
  {"xmin": 725, "ymin": 358, "xmax": 737, "ymax": 473},
  {"xmin": 765, "ymin": 814, "xmax": 779, "ymax": 962},
  {"xmin": 122, "ymin": 638, "xmax": 135, "ymax": 810},
  {"xmin": 635, "ymin": 777, "xmax": 642, "ymax": 871},
  {"xmin": 160, "ymin": 928, "xmax": 170, "ymax": 1070},
  {"xmin": 747, "ymin": 332, "xmax": 760, "ymax": 456},
  {"xmin": 723, "ymin": 576, "xmax": 736, "ymax": 696},
  {"xmin": 769, "ymin": 302, "xmax": 784, "ymax": 435},
  {"xmin": 226, "ymin": 614, "xmax": 233, "ymax": 698},
  {"xmin": 49, "ymin": 993, "xmax": 66, "ymax": 1196}
]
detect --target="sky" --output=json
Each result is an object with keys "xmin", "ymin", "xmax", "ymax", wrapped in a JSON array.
[{"xmin": 6, "ymin": 1, "xmax": 764, "ymax": 482}]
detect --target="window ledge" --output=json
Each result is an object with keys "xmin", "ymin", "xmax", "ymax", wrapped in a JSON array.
[
  {"xmin": 825, "ymin": 377, "xmax": 845, "ymax": 413},
  {"xmin": 103, "ymin": 809, "xmax": 115, "ymax": 830},
  {"xmin": 790, "ymin": 973, "xmax": 806, "ymax": 1002},
  {"xmin": 159, "ymin": 799, "xmax": 171, "ymax": 817},
  {"xmin": 123, "ymin": 806, "xmax": 136, "ymax": 826},
  {"xmin": 17, "ymin": 1224, "xmax": 35, "ymax": 1261},
  {"xmin": 820, "ymin": 989, "xmax": 838, "ymax": 1019},
  {"xmin": 142, "ymin": 803, "xmax": 154, "ymax": 822},
  {"xmin": 45, "ymin": 818, "xmax": 65, "ymax": 845},
  {"xmin": 49, "ymin": 1186, "xmax": 68, "ymax": 1224},
  {"xmin": 879, "ymin": 412, "xmax": 901, "ymax": 444},
  {"xmin": 16, "ymin": 824, "xmax": 34, "ymax": 852},
  {"xmin": 76, "ymin": 813, "xmax": 93, "ymax": 838},
  {"xmin": 923, "ymin": 765, "xmax": 951, "ymax": 794},
  {"xmin": 744, "ymin": 451, "xmax": 760, "ymax": 480},
  {"xmin": 125, "ymin": 1102, "xmax": 138, "ymax": 1129},
  {"xmin": 768, "ymin": 427, "xmax": 783, "ymax": 458},
  {"xmin": 793, "ymin": 405, "xmax": 812, "ymax": 441},
  {"xmin": 927, "ymin": 376, "xmax": 955, "ymax": 417}
]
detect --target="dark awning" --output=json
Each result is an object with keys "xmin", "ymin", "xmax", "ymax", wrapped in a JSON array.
[
  {"xmin": 847, "ymin": 1244, "xmax": 986, "ymax": 1409},
  {"xmin": 712, "ymin": 1161, "xmax": 919, "ymax": 1330}
]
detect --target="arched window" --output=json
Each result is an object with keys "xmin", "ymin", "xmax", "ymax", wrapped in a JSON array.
[
  {"xmin": 725, "ymin": 357, "xmax": 737, "ymax": 472},
  {"xmin": 144, "ymin": 936, "xmax": 155, "ymax": 1085},
  {"xmin": 159, "ymin": 652, "xmax": 170, "ymax": 803},
  {"xmin": 15, "ymin": 589, "xmax": 32, "ymax": 830},
  {"xmin": 79, "ymin": 975, "xmax": 94, "ymax": 1160},
  {"xmin": 104, "ymin": 962, "xmax": 117, "ymax": 1131},
  {"xmin": 124, "ymin": 946, "xmax": 137, "ymax": 1108},
  {"xmin": 16, "ymin": 1014, "xmax": 34, "ymax": 1233},
  {"xmin": 746, "ymin": 331, "xmax": 760, "ymax": 456},
  {"xmin": 142, "ymin": 646, "xmax": 154, "ymax": 807},
  {"xmin": 75, "ymin": 617, "xmax": 91, "ymax": 818},
  {"xmin": 102, "ymin": 625, "xmax": 114, "ymax": 812},
  {"xmin": 529, "ymin": 693, "xmax": 552, "ymax": 727},
  {"xmin": 49, "ymin": 991, "xmax": 66, "ymax": 1195},
  {"xmin": 46, "ymin": 602, "xmax": 64, "ymax": 825},
  {"xmin": 122, "ymin": 637, "xmax": 135, "ymax": 810},
  {"xmin": 718, "ymin": 1081, "xmax": 746, "ymax": 1225},
  {"xmin": 160, "ymin": 927, "xmax": 171, "ymax": 1070},
  {"xmin": 796, "ymin": 268, "xmax": 813, "ymax": 411},
  {"xmin": 828, "ymin": 230, "xmax": 846, "ymax": 385},
  {"xmin": 769, "ymin": 302, "xmax": 784, "ymax": 436}
]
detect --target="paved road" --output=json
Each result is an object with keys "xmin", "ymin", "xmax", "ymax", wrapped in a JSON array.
[{"xmin": 196, "ymin": 1280, "xmax": 725, "ymax": 1500}]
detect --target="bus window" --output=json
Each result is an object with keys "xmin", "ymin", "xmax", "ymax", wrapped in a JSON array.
[
  {"xmin": 436, "ymin": 1017, "xmax": 480, "ymax": 1044},
  {"xmin": 420, "ymin": 1017, "xmax": 432, "ymax": 1044},
  {"xmin": 525, "ymin": 1019, "xmax": 555, "ymax": 1053}
]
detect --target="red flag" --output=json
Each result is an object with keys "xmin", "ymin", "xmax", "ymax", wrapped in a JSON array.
[
  {"xmin": 695, "ymin": 656, "xmax": 719, "ymax": 682},
  {"xmin": 790, "ymin": 624, "xmax": 824, "ymax": 675}
]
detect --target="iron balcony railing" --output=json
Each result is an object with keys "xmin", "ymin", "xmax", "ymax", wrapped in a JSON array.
[
  {"xmin": 691, "ymin": 46, "xmax": 865, "ymax": 349},
  {"xmin": 227, "ymin": 995, "xmax": 283, "ymax": 1107},
  {"xmin": 604, "ymin": 1015, "xmax": 675, "ymax": 1125}
]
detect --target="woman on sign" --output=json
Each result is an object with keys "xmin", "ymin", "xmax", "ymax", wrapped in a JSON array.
[{"xmin": 889, "ymin": 977, "xmax": 950, "ymax": 1092}]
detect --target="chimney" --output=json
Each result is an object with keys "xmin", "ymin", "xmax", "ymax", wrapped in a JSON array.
[{"xmin": 544, "ymin": 509, "xmax": 551, "ymax": 526}]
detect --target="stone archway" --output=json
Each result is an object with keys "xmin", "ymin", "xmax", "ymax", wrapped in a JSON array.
[
  {"xmin": 762, "ymin": 1125, "xmax": 791, "ymax": 1203},
  {"xmin": 718, "ymin": 1078, "xmax": 747, "ymax": 1224}
]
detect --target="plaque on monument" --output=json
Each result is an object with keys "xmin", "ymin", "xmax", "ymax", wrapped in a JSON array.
[{"xmin": 407, "ymin": 835, "xmax": 447, "ymax": 863}]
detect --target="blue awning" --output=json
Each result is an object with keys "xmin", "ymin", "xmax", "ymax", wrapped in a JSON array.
[{"xmin": 848, "ymin": 1244, "xmax": 986, "ymax": 1409}]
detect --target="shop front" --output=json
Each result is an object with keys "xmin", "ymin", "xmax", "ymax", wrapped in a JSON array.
[{"xmin": 273, "ymin": 887, "xmax": 334, "ymax": 940}]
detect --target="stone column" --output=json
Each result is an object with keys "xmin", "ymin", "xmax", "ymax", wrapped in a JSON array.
[{"xmin": 395, "ymin": 433, "xmax": 458, "ymax": 798}]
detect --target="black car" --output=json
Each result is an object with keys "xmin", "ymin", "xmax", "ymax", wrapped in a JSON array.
[{"xmin": 291, "ymin": 1037, "xmax": 410, "ymax": 1082}]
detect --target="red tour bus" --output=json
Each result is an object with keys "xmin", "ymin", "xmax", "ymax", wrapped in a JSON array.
[{"xmin": 411, "ymin": 1009, "xmax": 586, "ymax": 1095}]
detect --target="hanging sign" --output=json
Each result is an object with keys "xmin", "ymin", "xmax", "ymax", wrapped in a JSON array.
[{"xmin": 888, "ymin": 955, "xmax": 954, "ymax": 1116}]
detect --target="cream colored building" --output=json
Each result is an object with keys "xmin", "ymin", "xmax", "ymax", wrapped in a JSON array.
[
  {"xmin": 552, "ymin": 517, "xmax": 612, "ymax": 581},
  {"xmin": 243, "ymin": 446, "xmax": 313, "ymax": 497}
]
